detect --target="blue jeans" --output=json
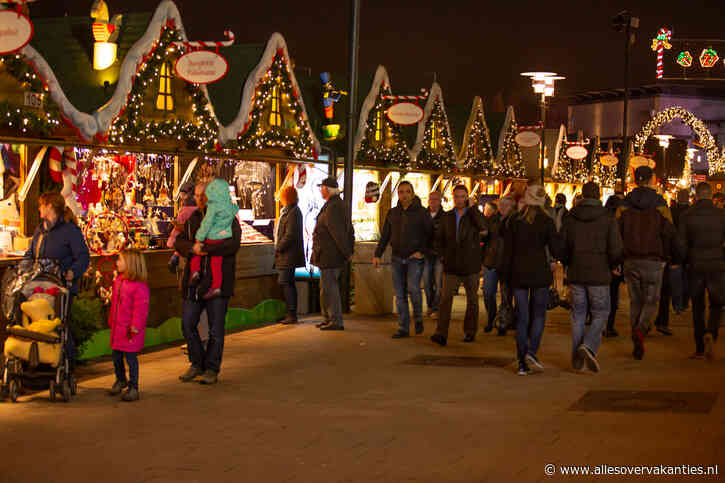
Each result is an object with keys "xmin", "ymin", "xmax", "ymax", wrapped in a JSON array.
[
  {"xmin": 423, "ymin": 255, "xmax": 443, "ymax": 312},
  {"xmin": 513, "ymin": 287, "xmax": 549, "ymax": 363},
  {"xmin": 391, "ymin": 257, "xmax": 425, "ymax": 333},
  {"xmin": 570, "ymin": 285, "xmax": 610, "ymax": 363},
  {"xmin": 112, "ymin": 350, "xmax": 139, "ymax": 389},
  {"xmin": 277, "ymin": 267, "xmax": 298, "ymax": 316},
  {"xmin": 483, "ymin": 268, "xmax": 499, "ymax": 326},
  {"xmin": 182, "ymin": 297, "xmax": 230, "ymax": 373}
]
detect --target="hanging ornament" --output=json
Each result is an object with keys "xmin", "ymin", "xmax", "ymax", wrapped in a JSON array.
[
  {"xmin": 700, "ymin": 48, "xmax": 719, "ymax": 68},
  {"xmin": 676, "ymin": 51, "xmax": 693, "ymax": 68},
  {"xmin": 651, "ymin": 27, "xmax": 672, "ymax": 79}
]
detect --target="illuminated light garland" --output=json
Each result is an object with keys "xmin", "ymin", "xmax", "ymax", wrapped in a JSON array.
[
  {"xmin": 233, "ymin": 52, "xmax": 315, "ymax": 158},
  {"xmin": 414, "ymin": 99, "xmax": 456, "ymax": 171},
  {"xmin": 699, "ymin": 48, "xmax": 719, "ymax": 68},
  {"xmin": 356, "ymin": 84, "xmax": 411, "ymax": 169},
  {"xmin": 461, "ymin": 103, "xmax": 494, "ymax": 176},
  {"xmin": 0, "ymin": 54, "xmax": 62, "ymax": 135},
  {"xmin": 591, "ymin": 143, "xmax": 617, "ymax": 188},
  {"xmin": 676, "ymin": 51, "xmax": 693, "ymax": 68},
  {"xmin": 495, "ymin": 118, "xmax": 525, "ymax": 178},
  {"xmin": 633, "ymin": 106, "xmax": 724, "ymax": 175},
  {"xmin": 553, "ymin": 142, "xmax": 588, "ymax": 184},
  {"xmin": 107, "ymin": 27, "xmax": 219, "ymax": 150}
]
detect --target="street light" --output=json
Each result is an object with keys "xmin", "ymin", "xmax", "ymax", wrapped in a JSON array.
[
  {"xmin": 654, "ymin": 134, "xmax": 674, "ymax": 188},
  {"xmin": 521, "ymin": 72, "xmax": 565, "ymax": 185}
]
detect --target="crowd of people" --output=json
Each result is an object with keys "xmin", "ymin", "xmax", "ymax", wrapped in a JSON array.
[{"xmin": 365, "ymin": 165, "xmax": 724, "ymax": 376}]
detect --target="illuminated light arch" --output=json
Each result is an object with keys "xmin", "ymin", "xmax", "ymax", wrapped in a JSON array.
[{"xmin": 634, "ymin": 106, "xmax": 724, "ymax": 174}]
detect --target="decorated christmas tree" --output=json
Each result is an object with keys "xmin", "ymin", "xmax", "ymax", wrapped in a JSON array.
[
  {"xmin": 460, "ymin": 97, "xmax": 494, "ymax": 175},
  {"xmin": 413, "ymin": 87, "xmax": 457, "ymax": 171},
  {"xmin": 495, "ymin": 108, "xmax": 524, "ymax": 178},
  {"xmin": 355, "ymin": 84, "xmax": 411, "ymax": 169},
  {"xmin": 591, "ymin": 143, "xmax": 618, "ymax": 188}
]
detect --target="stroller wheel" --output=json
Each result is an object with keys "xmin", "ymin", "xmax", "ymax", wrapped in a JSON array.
[
  {"xmin": 69, "ymin": 374, "xmax": 77, "ymax": 396},
  {"xmin": 8, "ymin": 379, "xmax": 19, "ymax": 403},
  {"xmin": 49, "ymin": 380, "xmax": 57, "ymax": 402},
  {"xmin": 61, "ymin": 380, "xmax": 71, "ymax": 403}
]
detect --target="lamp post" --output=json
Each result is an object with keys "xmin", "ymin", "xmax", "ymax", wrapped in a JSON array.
[
  {"xmin": 654, "ymin": 134, "xmax": 674, "ymax": 190},
  {"xmin": 521, "ymin": 72, "xmax": 565, "ymax": 185}
]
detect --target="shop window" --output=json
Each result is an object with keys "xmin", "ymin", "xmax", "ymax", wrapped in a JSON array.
[
  {"xmin": 269, "ymin": 84, "xmax": 282, "ymax": 127},
  {"xmin": 374, "ymin": 110, "xmax": 384, "ymax": 142},
  {"xmin": 155, "ymin": 62, "xmax": 174, "ymax": 111},
  {"xmin": 430, "ymin": 123, "xmax": 438, "ymax": 150}
]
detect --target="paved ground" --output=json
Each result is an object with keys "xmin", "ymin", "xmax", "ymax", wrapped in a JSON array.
[{"xmin": 0, "ymin": 293, "xmax": 723, "ymax": 483}]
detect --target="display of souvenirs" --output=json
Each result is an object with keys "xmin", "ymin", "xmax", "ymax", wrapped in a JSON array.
[
  {"xmin": 83, "ymin": 211, "xmax": 130, "ymax": 256},
  {"xmin": 351, "ymin": 169, "xmax": 380, "ymax": 242}
]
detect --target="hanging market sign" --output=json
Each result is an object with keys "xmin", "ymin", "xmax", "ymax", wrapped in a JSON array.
[
  {"xmin": 174, "ymin": 50, "xmax": 229, "ymax": 84},
  {"xmin": 364, "ymin": 181, "xmax": 380, "ymax": 203},
  {"xmin": 630, "ymin": 155, "xmax": 655, "ymax": 169},
  {"xmin": 386, "ymin": 102, "xmax": 424, "ymax": 125},
  {"xmin": 565, "ymin": 145, "xmax": 588, "ymax": 160},
  {"xmin": 514, "ymin": 131, "xmax": 540, "ymax": 147},
  {"xmin": 0, "ymin": 10, "xmax": 34, "ymax": 55},
  {"xmin": 600, "ymin": 154, "xmax": 619, "ymax": 166}
]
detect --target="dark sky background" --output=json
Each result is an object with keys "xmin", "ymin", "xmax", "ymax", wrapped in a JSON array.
[{"xmin": 29, "ymin": 0, "xmax": 725, "ymax": 123}]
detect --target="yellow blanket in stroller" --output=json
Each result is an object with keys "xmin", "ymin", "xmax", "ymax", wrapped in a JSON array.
[{"xmin": 4, "ymin": 297, "xmax": 63, "ymax": 367}]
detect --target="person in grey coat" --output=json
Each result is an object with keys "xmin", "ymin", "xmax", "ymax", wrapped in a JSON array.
[
  {"xmin": 275, "ymin": 186, "xmax": 305, "ymax": 324},
  {"xmin": 311, "ymin": 177, "xmax": 354, "ymax": 331}
]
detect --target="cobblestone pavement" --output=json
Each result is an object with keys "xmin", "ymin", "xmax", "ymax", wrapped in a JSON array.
[{"xmin": 0, "ymin": 294, "xmax": 723, "ymax": 482}]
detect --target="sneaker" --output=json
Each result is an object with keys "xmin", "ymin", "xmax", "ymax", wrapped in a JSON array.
[
  {"xmin": 108, "ymin": 380, "xmax": 127, "ymax": 396},
  {"xmin": 281, "ymin": 315, "xmax": 298, "ymax": 325},
  {"xmin": 704, "ymin": 333, "xmax": 715, "ymax": 361},
  {"xmin": 633, "ymin": 330, "xmax": 645, "ymax": 360},
  {"xmin": 578, "ymin": 345, "xmax": 600, "ymax": 373},
  {"xmin": 319, "ymin": 324, "xmax": 344, "ymax": 331},
  {"xmin": 179, "ymin": 365, "xmax": 203, "ymax": 382},
  {"xmin": 517, "ymin": 362, "xmax": 531, "ymax": 376},
  {"xmin": 656, "ymin": 325, "xmax": 673, "ymax": 336},
  {"xmin": 121, "ymin": 387, "xmax": 139, "ymax": 402},
  {"xmin": 430, "ymin": 312, "xmax": 439, "ymax": 320},
  {"xmin": 316, "ymin": 321, "xmax": 331, "ymax": 328},
  {"xmin": 525, "ymin": 353, "xmax": 544, "ymax": 372},
  {"xmin": 689, "ymin": 352, "xmax": 705, "ymax": 360},
  {"xmin": 199, "ymin": 370, "xmax": 218, "ymax": 385},
  {"xmin": 392, "ymin": 331, "xmax": 409, "ymax": 339},
  {"xmin": 430, "ymin": 333, "xmax": 447, "ymax": 347}
]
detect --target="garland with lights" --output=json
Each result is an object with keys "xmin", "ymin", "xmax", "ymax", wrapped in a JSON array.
[
  {"xmin": 496, "ymin": 119, "xmax": 524, "ymax": 178},
  {"xmin": 233, "ymin": 51, "xmax": 316, "ymax": 158},
  {"xmin": 591, "ymin": 143, "xmax": 617, "ymax": 188},
  {"xmin": 634, "ymin": 106, "xmax": 724, "ymax": 175},
  {"xmin": 356, "ymin": 85, "xmax": 411, "ymax": 169},
  {"xmin": 0, "ymin": 54, "xmax": 62, "ymax": 136},
  {"xmin": 415, "ymin": 99, "xmax": 456, "ymax": 171},
  {"xmin": 107, "ymin": 27, "xmax": 218, "ymax": 150},
  {"xmin": 462, "ymin": 112, "xmax": 494, "ymax": 175},
  {"xmin": 553, "ymin": 142, "xmax": 588, "ymax": 183}
]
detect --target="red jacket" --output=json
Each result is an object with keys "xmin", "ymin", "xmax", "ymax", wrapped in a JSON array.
[{"xmin": 108, "ymin": 276, "xmax": 150, "ymax": 353}]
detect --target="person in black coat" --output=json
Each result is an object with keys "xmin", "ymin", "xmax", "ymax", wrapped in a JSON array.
[
  {"xmin": 503, "ymin": 185, "xmax": 563, "ymax": 375},
  {"xmin": 374, "ymin": 181, "xmax": 433, "ymax": 338},
  {"xmin": 430, "ymin": 185, "xmax": 488, "ymax": 346},
  {"xmin": 604, "ymin": 191, "xmax": 625, "ymax": 337},
  {"xmin": 423, "ymin": 190, "xmax": 444, "ymax": 319},
  {"xmin": 275, "ymin": 186, "xmax": 305, "ymax": 324},
  {"xmin": 175, "ymin": 181, "xmax": 242, "ymax": 385},
  {"xmin": 312, "ymin": 177, "xmax": 354, "ymax": 331},
  {"xmin": 678, "ymin": 182, "xmax": 725, "ymax": 360}
]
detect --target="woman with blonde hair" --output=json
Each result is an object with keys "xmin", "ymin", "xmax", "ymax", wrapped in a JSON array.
[
  {"xmin": 502, "ymin": 185, "xmax": 562, "ymax": 375},
  {"xmin": 274, "ymin": 185, "xmax": 305, "ymax": 324}
]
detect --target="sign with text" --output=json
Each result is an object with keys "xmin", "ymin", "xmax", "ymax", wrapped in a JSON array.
[
  {"xmin": 514, "ymin": 130, "xmax": 541, "ymax": 147},
  {"xmin": 386, "ymin": 102, "xmax": 424, "ymax": 125},
  {"xmin": 566, "ymin": 145, "xmax": 588, "ymax": 160},
  {"xmin": 174, "ymin": 50, "xmax": 228, "ymax": 84},
  {"xmin": 600, "ymin": 154, "xmax": 619, "ymax": 166},
  {"xmin": 0, "ymin": 10, "xmax": 33, "ymax": 55}
]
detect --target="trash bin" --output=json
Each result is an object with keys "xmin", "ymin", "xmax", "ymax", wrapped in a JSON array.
[{"xmin": 352, "ymin": 241, "xmax": 393, "ymax": 315}]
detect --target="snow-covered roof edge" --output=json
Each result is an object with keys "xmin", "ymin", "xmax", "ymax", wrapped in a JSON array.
[
  {"xmin": 457, "ymin": 96, "xmax": 494, "ymax": 163},
  {"xmin": 409, "ymin": 82, "xmax": 456, "ymax": 165},
  {"xmin": 18, "ymin": 45, "xmax": 98, "ymax": 140},
  {"xmin": 94, "ymin": 0, "xmax": 219, "ymax": 136},
  {"xmin": 352, "ymin": 65, "xmax": 390, "ymax": 158},
  {"xmin": 552, "ymin": 124, "xmax": 566, "ymax": 175},
  {"xmin": 495, "ymin": 105, "xmax": 515, "ymax": 162},
  {"xmin": 217, "ymin": 32, "xmax": 321, "ymax": 157}
]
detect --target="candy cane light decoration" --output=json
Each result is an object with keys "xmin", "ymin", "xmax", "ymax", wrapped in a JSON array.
[{"xmin": 651, "ymin": 27, "xmax": 672, "ymax": 79}]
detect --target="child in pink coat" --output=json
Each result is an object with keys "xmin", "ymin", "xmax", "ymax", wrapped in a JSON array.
[{"xmin": 108, "ymin": 248, "xmax": 150, "ymax": 402}]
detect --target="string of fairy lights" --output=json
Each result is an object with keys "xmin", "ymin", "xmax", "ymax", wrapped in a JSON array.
[
  {"xmin": 416, "ymin": 99, "xmax": 456, "ymax": 171},
  {"xmin": 0, "ymin": 54, "xmax": 62, "ymax": 136},
  {"xmin": 553, "ymin": 143, "xmax": 588, "ymax": 183},
  {"xmin": 107, "ymin": 27, "xmax": 219, "ymax": 150},
  {"xmin": 590, "ymin": 143, "xmax": 617, "ymax": 188},
  {"xmin": 461, "ymin": 109, "xmax": 494, "ymax": 176},
  {"xmin": 234, "ymin": 51, "xmax": 316, "ymax": 158},
  {"xmin": 356, "ymin": 84, "xmax": 411, "ymax": 169},
  {"xmin": 496, "ymin": 119, "xmax": 524, "ymax": 178}
]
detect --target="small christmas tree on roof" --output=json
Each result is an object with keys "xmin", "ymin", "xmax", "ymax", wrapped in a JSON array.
[{"xmin": 460, "ymin": 97, "xmax": 494, "ymax": 176}]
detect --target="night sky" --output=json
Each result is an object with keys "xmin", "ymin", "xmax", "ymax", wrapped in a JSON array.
[{"xmin": 30, "ymin": 0, "xmax": 725, "ymax": 122}]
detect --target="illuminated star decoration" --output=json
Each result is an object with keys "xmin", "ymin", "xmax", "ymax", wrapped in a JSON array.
[{"xmin": 651, "ymin": 27, "xmax": 672, "ymax": 79}]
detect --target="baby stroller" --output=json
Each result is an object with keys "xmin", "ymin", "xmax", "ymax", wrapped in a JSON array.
[{"xmin": 1, "ymin": 258, "xmax": 77, "ymax": 402}]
